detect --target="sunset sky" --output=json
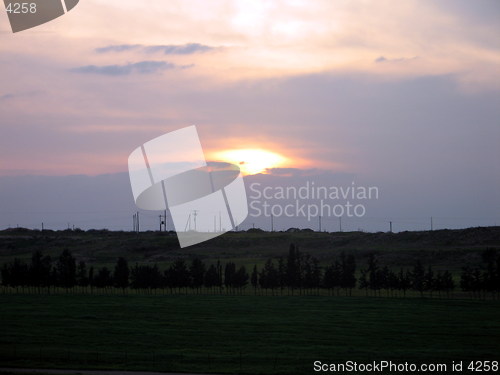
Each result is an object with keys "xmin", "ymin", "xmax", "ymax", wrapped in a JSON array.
[{"xmin": 0, "ymin": 0, "xmax": 499, "ymax": 231}]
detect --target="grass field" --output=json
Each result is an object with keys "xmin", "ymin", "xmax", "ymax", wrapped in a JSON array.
[{"xmin": 1, "ymin": 294, "xmax": 499, "ymax": 374}]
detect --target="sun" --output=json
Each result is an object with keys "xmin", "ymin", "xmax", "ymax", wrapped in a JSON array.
[{"xmin": 211, "ymin": 149, "xmax": 287, "ymax": 175}]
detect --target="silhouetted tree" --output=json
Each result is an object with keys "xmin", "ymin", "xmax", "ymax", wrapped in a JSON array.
[
  {"xmin": 387, "ymin": 269, "xmax": 399, "ymax": 297},
  {"xmin": 424, "ymin": 266, "xmax": 435, "ymax": 296},
  {"xmin": 56, "ymin": 249, "xmax": 76, "ymax": 288},
  {"xmin": 302, "ymin": 254, "xmax": 314, "ymax": 289},
  {"xmin": 76, "ymin": 260, "xmax": 89, "ymax": 288},
  {"xmin": 367, "ymin": 253, "xmax": 381, "ymax": 295},
  {"xmin": 460, "ymin": 266, "xmax": 473, "ymax": 293},
  {"xmin": 93, "ymin": 266, "xmax": 112, "ymax": 288},
  {"xmin": 204, "ymin": 264, "xmax": 220, "ymax": 290},
  {"xmin": 397, "ymin": 268, "xmax": 411, "ymax": 296},
  {"xmin": 323, "ymin": 262, "xmax": 338, "ymax": 295},
  {"xmin": 1, "ymin": 258, "xmax": 29, "ymax": 289},
  {"xmin": 377, "ymin": 266, "xmax": 390, "ymax": 296},
  {"xmin": 495, "ymin": 253, "xmax": 500, "ymax": 295},
  {"xmin": 442, "ymin": 270, "xmax": 455, "ymax": 296},
  {"xmin": 340, "ymin": 252, "xmax": 356, "ymax": 294},
  {"xmin": 88, "ymin": 266, "xmax": 94, "ymax": 293},
  {"xmin": 131, "ymin": 263, "xmax": 162, "ymax": 291},
  {"xmin": 286, "ymin": 243, "xmax": 301, "ymax": 291},
  {"xmin": 302, "ymin": 255, "xmax": 321, "ymax": 293},
  {"xmin": 232, "ymin": 265, "xmax": 249, "ymax": 290},
  {"xmin": 224, "ymin": 262, "xmax": 236, "ymax": 290},
  {"xmin": 260, "ymin": 259, "xmax": 279, "ymax": 293},
  {"xmin": 472, "ymin": 268, "xmax": 484, "ymax": 297},
  {"xmin": 29, "ymin": 251, "xmax": 52, "ymax": 292},
  {"xmin": 168, "ymin": 260, "xmax": 190, "ymax": 291},
  {"xmin": 482, "ymin": 249, "xmax": 500, "ymax": 294},
  {"xmin": 277, "ymin": 257, "xmax": 286, "ymax": 293},
  {"xmin": 113, "ymin": 257, "xmax": 129, "ymax": 290},
  {"xmin": 358, "ymin": 268, "xmax": 369, "ymax": 296},
  {"xmin": 411, "ymin": 260, "xmax": 425, "ymax": 297},
  {"xmin": 251, "ymin": 265, "xmax": 258, "ymax": 294},
  {"xmin": 435, "ymin": 270, "xmax": 454, "ymax": 297},
  {"xmin": 189, "ymin": 258, "xmax": 205, "ymax": 291}
]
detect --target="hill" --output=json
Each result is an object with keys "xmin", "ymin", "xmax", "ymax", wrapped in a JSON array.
[{"xmin": 1, "ymin": 226, "xmax": 499, "ymax": 272}]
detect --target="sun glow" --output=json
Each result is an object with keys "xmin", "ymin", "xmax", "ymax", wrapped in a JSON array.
[{"xmin": 211, "ymin": 149, "xmax": 287, "ymax": 175}]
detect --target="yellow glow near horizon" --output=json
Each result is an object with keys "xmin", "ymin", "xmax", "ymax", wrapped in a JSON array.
[{"xmin": 212, "ymin": 149, "xmax": 287, "ymax": 175}]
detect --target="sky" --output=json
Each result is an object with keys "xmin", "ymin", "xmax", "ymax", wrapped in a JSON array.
[{"xmin": 0, "ymin": 0, "xmax": 499, "ymax": 232}]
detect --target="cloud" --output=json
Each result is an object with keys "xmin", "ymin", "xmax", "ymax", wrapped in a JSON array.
[
  {"xmin": 264, "ymin": 168, "xmax": 326, "ymax": 177},
  {"xmin": 375, "ymin": 56, "xmax": 418, "ymax": 63},
  {"xmin": 145, "ymin": 43, "xmax": 215, "ymax": 54},
  {"xmin": 0, "ymin": 91, "xmax": 42, "ymax": 101},
  {"xmin": 71, "ymin": 61, "xmax": 188, "ymax": 76},
  {"xmin": 0, "ymin": 93, "xmax": 15, "ymax": 101},
  {"xmin": 95, "ymin": 44, "xmax": 142, "ymax": 53},
  {"xmin": 95, "ymin": 43, "xmax": 216, "ymax": 55}
]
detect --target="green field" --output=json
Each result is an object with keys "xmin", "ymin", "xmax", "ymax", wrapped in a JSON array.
[
  {"xmin": 1, "ymin": 227, "xmax": 499, "ymax": 374},
  {"xmin": 1, "ymin": 294, "xmax": 499, "ymax": 374}
]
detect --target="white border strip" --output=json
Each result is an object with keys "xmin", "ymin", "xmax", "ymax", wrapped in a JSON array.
[{"xmin": 60, "ymin": 0, "xmax": 68, "ymax": 13}]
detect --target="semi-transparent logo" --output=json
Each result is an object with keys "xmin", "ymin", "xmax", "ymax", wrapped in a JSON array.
[
  {"xmin": 4, "ymin": 0, "xmax": 79, "ymax": 33},
  {"xmin": 128, "ymin": 126, "xmax": 248, "ymax": 248}
]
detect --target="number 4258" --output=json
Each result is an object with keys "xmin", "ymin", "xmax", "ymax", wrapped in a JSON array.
[{"xmin": 6, "ymin": 3, "xmax": 37, "ymax": 14}]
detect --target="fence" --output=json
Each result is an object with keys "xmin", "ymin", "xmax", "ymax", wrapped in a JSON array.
[{"xmin": 0, "ymin": 285, "xmax": 498, "ymax": 300}]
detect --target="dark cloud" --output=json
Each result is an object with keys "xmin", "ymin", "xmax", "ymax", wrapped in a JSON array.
[
  {"xmin": 144, "ymin": 43, "xmax": 215, "ymax": 54},
  {"xmin": 95, "ymin": 44, "xmax": 142, "ymax": 53},
  {"xmin": 0, "ymin": 91, "xmax": 42, "ymax": 101},
  {"xmin": 71, "ymin": 61, "xmax": 188, "ymax": 75},
  {"xmin": 375, "ymin": 56, "xmax": 418, "ymax": 63},
  {"xmin": 95, "ymin": 43, "xmax": 216, "ymax": 55},
  {"xmin": 0, "ymin": 93, "xmax": 15, "ymax": 101}
]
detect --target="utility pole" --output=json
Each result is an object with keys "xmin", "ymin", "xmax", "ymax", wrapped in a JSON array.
[
  {"xmin": 431, "ymin": 217, "xmax": 433, "ymax": 231},
  {"xmin": 192, "ymin": 210, "xmax": 198, "ymax": 231},
  {"xmin": 159, "ymin": 210, "xmax": 168, "ymax": 232},
  {"xmin": 319, "ymin": 215, "xmax": 322, "ymax": 232},
  {"xmin": 339, "ymin": 216, "xmax": 342, "ymax": 232},
  {"xmin": 41, "ymin": 222, "xmax": 44, "ymax": 232},
  {"xmin": 389, "ymin": 221, "xmax": 392, "ymax": 233},
  {"xmin": 271, "ymin": 213, "xmax": 274, "ymax": 232},
  {"xmin": 137, "ymin": 211, "xmax": 140, "ymax": 232}
]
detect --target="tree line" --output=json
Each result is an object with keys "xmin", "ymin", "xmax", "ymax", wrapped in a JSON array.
[{"xmin": 1, "ymin": 245, "xmax": 500, "ymax": 297}]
